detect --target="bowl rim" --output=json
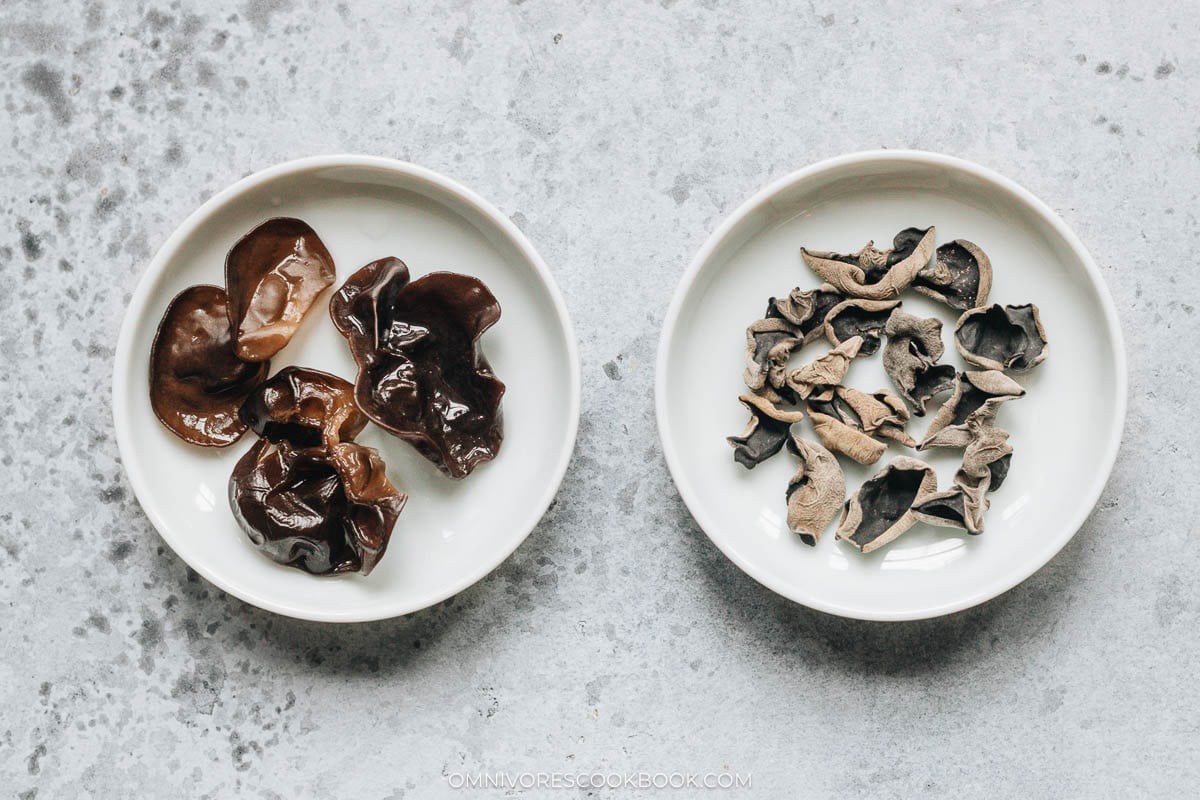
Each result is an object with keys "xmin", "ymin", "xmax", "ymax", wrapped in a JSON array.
[
  {"xmin": 112, "ymin": 154, "xmax": 581, "ymax": 623},
  {"xmin": 654, "ymin": 148, "xmax": 1128, "ymax": 621}
]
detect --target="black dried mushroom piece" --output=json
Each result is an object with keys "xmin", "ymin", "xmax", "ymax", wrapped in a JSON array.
[
  {"xmin": 229, "ymin": 439, "xmax": 406, "ymax": 576},
  {"xmin": 912, "ymin": 239, "xmax": 993, "ymax": 311},
  {"xmin": 919, "ymin": 371, "xmax": 1025, "ymax": 449},
  {"xmin": 727, "ymin": 394, "xmax": 805, "ymax": 469},
  {"xmin": 330, "ymin": 257, "xmax": 505, "ymax": 479},
  {"xmin": 801, "ymin": 227, "xmax": 935, "ymax": 300},
  {"xmin": 238, "ymin": 366, "xmax": 368, "ymax": 449},
  {"xmin": 784, "ymin": 336, "xmax": 863, "ymax": 399},
  {"xmin": 150, "ymin": 285, "xmax": 270, "ymax": 447},
  {"xmin": 784, "ymin": 432, "xmax": 845, "ymax": 546},
  {"xmin": 765, "ymin": 284, "xmax": 844, "ymax": 343},
  {"xmin": 911, "ymin": 488, "xmax": 976, "ymax": 532},
  {"xmin": 835, "ymin": 456, "xmax": 937, "ymax": 553},
  {"xmin": 823, "ymin": 298, "xmax": 901, "ymax": 356},
  {"xmin": 225, "ymin": 218, "xmax": 337, "ymax": 362},
  {"xmin": 954, "ymin": 303, "xmax": 1048, "ymax": 372},
  {"xmin": 882, "ymin": 308, "xmax": 955, "ymax": 416},
  {"xmin": 743, "ymin": 318, "xmax": 802, "ymax": 399}
]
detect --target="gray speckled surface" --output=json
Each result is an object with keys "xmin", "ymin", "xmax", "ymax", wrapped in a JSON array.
[{"xmin": 0, "ymin": 1, "xmax": 1196, "ymax": 797}]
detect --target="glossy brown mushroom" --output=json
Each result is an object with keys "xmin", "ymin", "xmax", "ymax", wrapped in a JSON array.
[
  {"xmin": 229, "ymin": 439, "xmax": 406, "ymax": 576},
  {"xmin": 225, "ymin": 218, "xmax": 336, "ymax": 362},
  {"xmin": 329, "ymin": 257, "xmax": 505, "ymax": 479},
  {"xmin": 800, "ymin": 227, "xmax": 935, "ymax": 300},
  {"xmin": 238, "ymin": 366, "xmax": 368, "ymax": 449},
  {"xmin": 149, "ymin": 285, "xmax": 270, "ymax": 447}
]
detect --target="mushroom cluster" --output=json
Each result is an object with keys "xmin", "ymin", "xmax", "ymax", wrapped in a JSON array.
[
  {"xmin": 727, "ymin": 226, "xmax": 1048, "ymax": 552},
  {"xmin": 149, "ymin": 218, "xmax": 504, "ymax": 577}
]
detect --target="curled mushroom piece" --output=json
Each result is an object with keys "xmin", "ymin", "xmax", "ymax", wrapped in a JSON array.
[
  {"xmin": 784, "ymin": 336, "xmax": 863, "ymax": 399},
  {"xmin": 916, "ymin": 421, "xmax": 1013, "ymax": 535},
  {"xmin": 912, "ymin": 239, "xmax": 993, "ymax": 311},
  {"xmin": 809, "ymin": 411, "xmax": 887, "ymax": 466},
  {"xmin": 823, "ymin": 298, "xmax": 901, "ymax": 356},
  {"xmin": 784, "ymin": 432, "xmax": 845, "ymax": 546},
  {"xmin": 226, "ymin": 218, "xmax": 337, "ymax": 362},
  {"xmin": 743, "ymin": 318, "xmax": 802, "ymax": 400},
  {"xmin": 228, "ymin": 439, "xmax": 407, "ymax": 576},
  {"xmin": 766, "ymin": 284, "xmax": 844, "ymax": 343},
  {"xmin": 919, "ymin": 370, "xmax": 1025, "ymax": 449},
  {"xmin": 238, "ymin": 366, "xmax": 369, "ymax": 449},
  {"xmin": 150, "ymin": 285, "xmax": 271, "ymax": 447},
  {"xmin": 882, "ymin": 308, "xmax": 955, "ymax": 415},
  {"xmin": 727, "ymin": 394, "xmax": 805, "ymax": 469},
  {"xmin": 911, "ymin": 488, "xmax": 977, "ymax": 533},
  {"xmin": 835, "ymin": 387, "xmax": 916, "ymax": 448},
  {"xmin": 800, "ymin": 227, "xmax": 935, "ymax": 300},
  {"xmin": 955, "ymin": 303, "xmax": 1048, "ymax": 372},
  {"xmin": 836, "ymin": 457, "xmax": 937, "ymax": 553},
  {"xmin": 330, "ymin": 257, "xmax": 506, "ymax": 479}
]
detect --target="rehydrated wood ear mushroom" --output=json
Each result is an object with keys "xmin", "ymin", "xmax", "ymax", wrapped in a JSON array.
[
  {"xmin": 784, "ymin": 336, "xmax": 862, "ymax": 399},
  {"xmin": 801, "ymin": 226, "xmax": 935, "ymax": 300},
  {"xmin": 226, "ymin": 218, "xmax": 337, "ymax": 362},
  {"xmin": 330, "ymin": 257, "xmax": 506, "ymax": 479},
  {"xmin": 228, "ymin": 439, "xmax": 407, "ymax": 576},
  {"xmin": 919, "ymin": 370, "xmax": 1025, "ymax": 449},
  {"xmin": 743, "ymin": 318, "xmax": 802, "ymax": 400},
  {"xmin": 784, "ymin": 432, "xmax": 845, "ymax": 546},
  {"xmin": 150, "ymin": 285, "xmax": 271, "ymax": 447},
  {"xmin": 823, "ymin": 298, "xmax": 901, "ymax": 356},
  {"xmin": 238, "ymin": 366, "xmax": 368, "ymax": 449},
  {"xmin": 836, "ymin": 456, "xmax": 937, "ymax": 553},
  {"xmin": 882, "ymin": 308, "xmax": 955, "ymax": 415},
  {"xmin": 765, "ymin": 284, "xmax": 844, "ymax": 344},
  {"xmin": 954, "ymin": 303, "xmax": 1048, "ymax": 372},
  {"xmin": 912, "ymin": 239, "xmax": 993, "ymax": 311},
  {"xmin": 727, "ymin": 394, "xmax": 805, "ymax": 469}
]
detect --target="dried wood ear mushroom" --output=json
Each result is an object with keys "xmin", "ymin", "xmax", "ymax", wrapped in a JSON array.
[
  {"xmin": 784, "ymin": 336, "xmax": 862, "ymax": 399},
  {"xmin": 225, "ymin": 218, "xmax": 337, "ymax": 362},
  {"xmin": 784, "ymin": 433, "xmax": 845, "ymax": 546},
  {"xmin": 823, "ymin": 298, "xmax": 901, "ymax": 356},
  {"xmin": 836, "ymin": 456, "xmax": 937, "ymax": 553},
  {"xmin": 801, "ymin": 227, "xmax": 935, "ymax": 300},
  {"xmin": 330, "ymin": 257, "xmax": 506, "ymax": 479},
  {"xmin": 919, "ymin": 370, "xmax": 1024, "ymax": 450},
  {"xmin": 804, "ymin": 387, "xmax": 892, "ymax": 464},
  {"xmin": 766, "ymin": 285, "xmax": 844, "ymax": 343},
  {"xmin": 911, "ymin": 488, "xmax": 976, "ymax": 532},
  {"xmin": 150, "ymin": 285, "xmax": 271, "ymax": 447},
  {"xmin": 912, "ymin": 239, "xmax": 993, "ymax": 311},
  {"xmin": 229, "ymin": 439, "xmax": 406, "ymax": 576},
  {"xmin": 727, "ymin": 394, "xmax": 805, "ymax": 469},
  {"xmin": 743, "ymin": 318, "xmax": 802, "ymax": 399},
  {"xmin": 835, "ymin": 387, "xmax": 915, "ymax": 447},
  {"xmin": 954, "ymin": 303, "xmax": 1048, "ymax": 372},
  {"xmin": 882, "ymin": 308, "xmax": 955, "ymax": 415},
  {"xmin": 238, "ymin": 366, "xmax": 368, "ymax": 449}
]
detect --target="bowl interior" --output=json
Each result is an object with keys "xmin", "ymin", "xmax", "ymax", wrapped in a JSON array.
[
  {"xmin": 115, "ymin": 160, "xmax": 577, "ymax": 621},
  {"xmin": 659, "ymin": 155, "xmax": 1123, "ymax": 620}
]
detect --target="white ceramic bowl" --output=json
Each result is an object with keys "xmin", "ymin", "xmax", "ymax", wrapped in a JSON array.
[
  {"xmin": 656, "ymin": 150, "xmax": 1126, "ymax": 621},
  {"xmin": 113, "ymin": 155, "xmax": 580, "ymax": 622}
]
